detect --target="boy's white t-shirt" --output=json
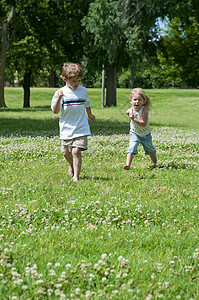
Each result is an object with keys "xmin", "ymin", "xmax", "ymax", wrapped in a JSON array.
[{"xmin": 51, "ymin": 85, "xmax": 93, "ymax": 139}]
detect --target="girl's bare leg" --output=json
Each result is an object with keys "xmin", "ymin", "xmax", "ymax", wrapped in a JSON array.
[
  {"xmin": 72, "ymin": 147, "xmax": 82, "ymax": 182},
  {"xmin": 150, "ymin": 154, "xmax": 157, "ymax": 166},
  {"xmin": 63, "ymin": 152, "xmax": 74, "ymax": 176},
  {"xmin": 123, "ymin": 153, "xmax": 134, "ymax": 170}
]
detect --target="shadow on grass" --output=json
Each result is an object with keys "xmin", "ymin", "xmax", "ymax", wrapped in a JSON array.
[
  {"xmin": 81, "ymin": 175, "xmax": 112, "ymax": 181},
  {"xmin": 0, "ymin": 116, "xmax": 175, "ymax": 138},
  {"xmin": 154, "ymin": 161, "xmax": 193, "ymax": 170},
  {"xmin": 0, "ymin": 117, "xmax": 59, "ymax": 137},
  {"xmin": 0, "ymin": 106, "xmax": 51, "ymax": 112},
  {"xmin": 0, "ymin": 117, "xmax": 130, "ymax": 137}
]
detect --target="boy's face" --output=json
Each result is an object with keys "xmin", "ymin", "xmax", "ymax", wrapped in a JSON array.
[{"xmin": 64, "ymin": 76, "xmax": 81, "ymax": 90}]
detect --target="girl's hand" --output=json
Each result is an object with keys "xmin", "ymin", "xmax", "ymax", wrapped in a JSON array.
[{"xmin": 129, "ymin": 113, "xmax": 135, "ymax": 121}]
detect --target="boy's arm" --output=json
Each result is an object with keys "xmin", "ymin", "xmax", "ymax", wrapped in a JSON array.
[
  {"xmin": 52, "ymin": 90, "xmax": 63, "ymax": 114},
  {"xmin": 86, "ymin": 107, "xmax": 95, "ymax": 121}
]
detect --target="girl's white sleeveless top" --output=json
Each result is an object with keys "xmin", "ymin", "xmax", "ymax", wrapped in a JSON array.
[{"xmin": 130, "ymin": 106, "xmax": 150, "ymax": 137}]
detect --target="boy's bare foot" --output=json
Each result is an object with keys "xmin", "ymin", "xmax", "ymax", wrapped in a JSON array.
[
  {"xmin": 123, "ymin": 165, "xmax": 130, "ymax": 170},
  {"xmin": 68, "ymin": 167, "xmax": 74, "ymax": 177},
  {"xmin": 72, "ymin": 176, "xmax": 79, "ymax": 182}
]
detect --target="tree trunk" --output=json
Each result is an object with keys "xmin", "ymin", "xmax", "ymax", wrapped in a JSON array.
[
  {"xmin": 0, "ymin": 6, "xmax": 15, "ymax": 108},
  {"xmin": 106, "ymin": 66, "xmax": 117, "ymax": 107},
  {"xmin": 50, "ymin": 69, "xmax": 58, "ymax": 87},
  {"xmin": 23, "ymin": 70, "xmax": 31, "ymax": 108},
  {"xmin": 101, "ymin": 64, "xmax": 105, "ymax": 107},
  {"xmin": 128, "ymin": 69, "xmax": 135, "ymax": 89}
]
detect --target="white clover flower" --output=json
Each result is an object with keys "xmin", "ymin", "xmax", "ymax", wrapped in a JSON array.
[
  {"xmin": 193, "ymin": 249, "xmax": 199, "ymax": 259},
  {"xmin": 85, "ymin": 290, "xmax": 91, "ymax": 297},
  {"xmin": 60, "ymin": 293, "xmax": 66, "ymax": 300},
  {"xmin": 164, "ymin": 282, "xmax": 169, "ymax": 288},
  {"xmin": 22, "ymin": 285, "xmax": 28, "ymax": 290},
  {"xmin": 54, "ymin": 283, "xmax": 62, "ymax": 288},
  {"xmin": 32, "ymin": 264, "xmax": 37, "ymax": 269},
  {"xmin": 47, "ymin": 262, "xmax": 52, "ymax": 268},
  {"xmin": 75, "ymin": 287, "xmax": 81, "ymax": 294},
  {"xmin": 94, "ymin": 263, "xmax": 99, "ymax": 269},
  {"xmin": 48, "ymin": 269, "xmax": 56, "ymax": 276},
  {"xmin": 11, "ymin": 271, "xmax": 20, "ymax": 277},
  {"xmin": 66, "ymin": 263, "xmax": 71, "ymax": 269},
  {"xmin": 157, "ymin": 264, "xmax": 163, "ymax": 272},
  {"xmin": 13, "ymin": 279, "xmax": 23, "ymax": 285},
  {"xmin": 98, "ymin": 260, "xmax": 103, "ymax": 264},
  {"xmin": 102, "ymin": 277, "xmax": 106, "ymax": 282},
  {"xmin": 55, "ymin": 289, "xmax": 61, "ymax": 296},
  {"xmin": 112, "ymin": 290, "xmax": 119, "ymax": 294},
  {"xmin": 101, "ymin": 253, "xmax": 107, "ymax": 260},
  {"xmin": 55, "ymin": 262, "xmax": 60, "ymax": 268},
  {"xmin": 118, "ymin": 256, "xmax": 124, "ymax": 262},
  {"xmin": 47, "ymin": 288, "xmax": 53, "ymax": 296},
  {"xmin": 34, "ymin": 279, "xmax": 44, "ymax": 285},
  {"xmin": 36, "ymin": 288, "xmax": 44, "ymax": 295}
]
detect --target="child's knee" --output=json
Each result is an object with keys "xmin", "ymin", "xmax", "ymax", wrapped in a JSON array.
[
  {"xmin": 72, "ymin": 147, "xmax": 81, "ymax": 157},
  {"xmin": 64, "ymin": 151, "xmax": 72, "ymax": 159}
]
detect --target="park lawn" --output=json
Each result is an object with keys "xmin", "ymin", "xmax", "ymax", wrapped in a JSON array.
[{"xmin": 0, "ymin": 88, "xmax": 198, "ymax": 299}]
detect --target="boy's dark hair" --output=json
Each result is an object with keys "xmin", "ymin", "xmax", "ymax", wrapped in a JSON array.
[{"xmin": 62, "ymin": 63, "xmax": 83, "ymax": 79}]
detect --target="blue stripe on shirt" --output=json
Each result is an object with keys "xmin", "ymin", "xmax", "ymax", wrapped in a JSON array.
[{"xmin": 63, "ymin": 99, "xmax": 86, "ymax": 105}]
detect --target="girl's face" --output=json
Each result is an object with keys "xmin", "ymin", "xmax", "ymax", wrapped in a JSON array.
[
  {"xmin": 130, "ymin": 93, "xmax": 145, "ymax": 112},
  {"xmin": 64, "ymin": 76, "xmax": 81, "ymax": 90}
]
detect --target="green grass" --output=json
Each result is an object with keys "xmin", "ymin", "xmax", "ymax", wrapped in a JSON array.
[{"xmin": 0, "ymin": 87, "xmax": 199, "ymax": 299}]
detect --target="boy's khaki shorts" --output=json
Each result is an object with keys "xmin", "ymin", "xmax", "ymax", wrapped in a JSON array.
[{"xmin": 61, "ymin": 136, "xmax": 88, "ymax": 153}]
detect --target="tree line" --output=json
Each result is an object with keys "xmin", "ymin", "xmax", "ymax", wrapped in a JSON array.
[{"xmin": 0, "ymin": 0, "xmax": 198, "ymax": 108}]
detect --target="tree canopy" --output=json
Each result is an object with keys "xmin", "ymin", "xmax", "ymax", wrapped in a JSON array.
[{"xmin": 0, "ymin": 0, "xmax": 198, "ymax": 108}]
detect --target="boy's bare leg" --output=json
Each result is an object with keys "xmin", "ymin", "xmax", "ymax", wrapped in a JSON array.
[
  {"xmin": 123, "ymin": 153, "xmax": 134, "ymax": 170},
  {"xmin": 72, "ymin": 147, "xmax": 82, "ymax": 182},
  {"xmin": 150, "ymin": 154, "xmax": 157, "ymax": 166},
  {"xmin": 63, "ymin": 152, "xmax": 74, "ymax": 176}
]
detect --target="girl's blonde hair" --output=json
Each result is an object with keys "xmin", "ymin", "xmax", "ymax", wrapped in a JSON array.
[
  {"xmin": 130, "ymin": 88, "xmax": 152, "ymax": 110},
  {"xmin": 61, "ymin": 62, "xmax": 83, "ymax": 79}
]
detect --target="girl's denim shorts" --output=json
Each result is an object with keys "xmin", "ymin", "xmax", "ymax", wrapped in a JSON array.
[{"xmin": 127, "ymin": 131, "xmax": 156, "ymax": 156}]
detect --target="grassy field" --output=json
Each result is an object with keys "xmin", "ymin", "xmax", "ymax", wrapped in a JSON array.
[{"xmin": 0, "ymin": 87, "xmax": 199, "ymax": 299}]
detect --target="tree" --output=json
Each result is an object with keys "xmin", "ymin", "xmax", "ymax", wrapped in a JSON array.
[
  {"xmin": 162, "ymin": 17, "xmax": 198, "ymax": 87},
  {"xmin": 0, "ymin": 1, "xmax": 15, "ymax": 108},
  {"xmin": 82, "ymin": 0, "xmax": 167, "ymax": 106},
  {"xmin": 6, "ymin": 0, "xmax": 93, "ymax": 107},
  {"xmin": 82, "ymin": 0, "xmax": 124, "ymax": 106},
  {"xmin": 83, "ymin": 0, "xmax": 199, "ymax": 104},
  {"xmin": 6, "ymin": 0, "xmax": 50, "ymax": 107}
]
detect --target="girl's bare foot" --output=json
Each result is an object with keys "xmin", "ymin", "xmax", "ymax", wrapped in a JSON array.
[{"xmin": 123, "ymin": 165, "xmax": 130, "ymax": 170}]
